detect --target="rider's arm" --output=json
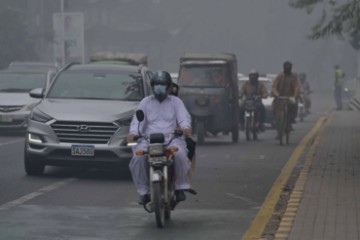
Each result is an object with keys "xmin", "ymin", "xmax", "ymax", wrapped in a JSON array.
[
  {"xmin": 260, "ymin": 83, "xmax": 269, "ymax": 98},
  {"xmin": 293, "ymin": 77, "xmax": 301, "ymax": 98},
  {"xmin": 239, "ymin": 82, "xmax": 249, "ymax": 99},
  {"xmin": 271, "ymin": 75, "xmax": 281, "ymax": 97}
]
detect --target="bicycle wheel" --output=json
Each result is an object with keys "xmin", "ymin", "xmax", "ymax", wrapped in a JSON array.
[
  {"xmin": 285, "ymin": 105, "xmax": 290, "ymax": 144},
  {"xmin": 245, "ymin": 116, "xmax": 251, "ymax": 141},
  {"xmin": 276, "ymin": 110, "xmax": 284, "ymax": 145}
]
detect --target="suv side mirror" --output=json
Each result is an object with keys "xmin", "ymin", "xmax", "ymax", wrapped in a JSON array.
[{"xmin": 29, "ymin": 88, "xmax": 44, "ymax": 99}]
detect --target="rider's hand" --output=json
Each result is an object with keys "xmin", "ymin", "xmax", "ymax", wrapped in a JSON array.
[
  {"xmin": 183, "ymin": 128, "xmax": 192, "ymax": 137},
  {"xmin": 127, "ymin": 134, "xmax": 135, "ymax": 143}
]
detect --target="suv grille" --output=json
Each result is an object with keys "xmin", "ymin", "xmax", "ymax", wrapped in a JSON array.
[{"xmin": 51, "ymin": 121, "xmax": 119, "ymax": 144}]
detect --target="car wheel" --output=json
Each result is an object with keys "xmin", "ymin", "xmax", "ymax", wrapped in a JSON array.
[{"xmin": 24, "ymin": 146, "xmax": 45, "ymax": 176}]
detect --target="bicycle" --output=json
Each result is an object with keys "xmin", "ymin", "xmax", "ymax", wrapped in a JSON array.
[{"xmin": 275, "ymin": 96, "xmax": 294, "ymax": 145}]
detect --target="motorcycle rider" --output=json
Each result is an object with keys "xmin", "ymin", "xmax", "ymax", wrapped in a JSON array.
[
  {"xmin": 272, "ymin": 61, "xmax": 301, "ymax": 132},
  {"xmin": 127, "ymin": 71, "xmax": 192, "ymax": 205},
  {"xmin": 239, "ymin": 69, "xmax": 268, "ymax": 131},
  {"xmin": 298, "ymin": 73, "xmax": 312, "ymax": 114}
]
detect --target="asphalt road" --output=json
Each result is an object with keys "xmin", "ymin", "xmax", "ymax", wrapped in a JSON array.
[{"xmin": 0, "ymin": 92, "xmax": 334, "ymax": 240}]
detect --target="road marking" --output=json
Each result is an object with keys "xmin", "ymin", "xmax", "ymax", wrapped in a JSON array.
[
  {"xmin": 242, "ymin": 113, "xmax": 330, "ymax": 240},
  {"xmin": 0, "ymin": 139, "xmax": 24, "ymax": 146},
  {"xmin": 226, "ymin": 193, "xmax": 258, "ymax": 205},
  {"xmin": 0, "ymin": 178, "xmax": 77, "ymax": 211}
]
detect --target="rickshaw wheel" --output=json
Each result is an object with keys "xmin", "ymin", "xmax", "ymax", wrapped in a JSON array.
[
  {"xmin": 197, "ymin": 121, "xmax": 205, "ymax": 145},
  {"xmin": 232, "ymin": 125, "xmax": 239, "ymax": 143}
]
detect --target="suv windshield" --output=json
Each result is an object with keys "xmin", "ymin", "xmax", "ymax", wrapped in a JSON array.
[
  {"xmin": 178, "ymin": 65, "xmax": 229, "ymax": 87},
  {"xmin": 47, "ymin": 71, "xmax": 144, "ymax": 101},
  {"xmin": 0, "ymin": 72, "xmax": 46, "ymax": 93}
]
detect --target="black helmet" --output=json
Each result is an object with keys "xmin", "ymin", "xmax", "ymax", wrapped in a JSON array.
[
  {"xmin": 150, "ymin": 71, "xmax": 172, "ymax": 87},
  {"xmin": 249, "ymin": 69, "xmax": 259, "ymax": 77},
  {"xmin": 249, "ymin": 69, "xmax": 259, "ymax": 85},
  {"xmin": 150, "ymin": 71, "xmax": 173, "ymax": 101}
]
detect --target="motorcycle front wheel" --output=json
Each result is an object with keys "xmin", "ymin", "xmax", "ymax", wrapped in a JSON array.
[{"xmin": 153, "ymin": 182, "xmax": 165, "ymax": 228}]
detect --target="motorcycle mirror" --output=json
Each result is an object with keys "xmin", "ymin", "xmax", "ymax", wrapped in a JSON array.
[{"xmin": 136, "ymin": 110, "xmax": 144, "ymax": 122}]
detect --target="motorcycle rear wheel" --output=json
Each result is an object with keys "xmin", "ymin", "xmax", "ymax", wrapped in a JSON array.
[{"xmin": 153, "ymin": 182, "xmax": 165, "ymax": 228}]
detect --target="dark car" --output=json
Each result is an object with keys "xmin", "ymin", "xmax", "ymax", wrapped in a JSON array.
[{"xmin": 24, "ymin": 62, "xmax": 153, "ymax": 175}]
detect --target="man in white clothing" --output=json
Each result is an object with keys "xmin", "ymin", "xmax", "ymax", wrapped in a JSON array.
[{"xmin": 127, "ymin": 71, "xmax": 192, "ymax": 205}]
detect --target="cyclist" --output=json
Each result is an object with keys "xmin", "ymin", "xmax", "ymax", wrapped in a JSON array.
[{"xmin": 271, "ymin": 61, "xmax": 301, "ymax": 134}]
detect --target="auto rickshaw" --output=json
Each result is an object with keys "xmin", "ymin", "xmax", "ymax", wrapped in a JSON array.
[{"xmin": 177, "ymin": 53, "xmax": 240, "ymax": 145}]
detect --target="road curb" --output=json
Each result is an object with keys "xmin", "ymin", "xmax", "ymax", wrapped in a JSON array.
[
  {"xmin": 273, "ymin": 111, "xmax": 334, "ymax": 239},
  {"xmin": 241, "ymin": 114, "xmax": 328, "ymax": 240}
]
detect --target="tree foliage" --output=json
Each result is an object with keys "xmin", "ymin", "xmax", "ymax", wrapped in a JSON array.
[
  {"xmin": 289, "ymin": 0, "xmax": 360, "ymax": 40},
  {"xmin": 0, "ymin": 1, "xmax": 37, "ymax": 69}
]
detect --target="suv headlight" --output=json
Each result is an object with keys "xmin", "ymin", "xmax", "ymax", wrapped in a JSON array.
[
  {"xmin": 30, "ymin": 108, "xmax": 53, "ymax": 123},
  {"xmin": 23, "ymin": 102, "xmax": 39, "ymax": 111},
  {"xmin": 114, "ymin": 116, "xmax": 133, "ymax": 127}
]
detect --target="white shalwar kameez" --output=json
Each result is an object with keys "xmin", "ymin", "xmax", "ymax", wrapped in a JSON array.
[{"xmin": 129, "ymin": 95, "xmax": 192, "ymax": 195}]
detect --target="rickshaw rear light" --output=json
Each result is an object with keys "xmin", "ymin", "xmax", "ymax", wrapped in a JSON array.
[{"xmin": 212, "ymin": 97, "xmax": 220, "ymax": 104}]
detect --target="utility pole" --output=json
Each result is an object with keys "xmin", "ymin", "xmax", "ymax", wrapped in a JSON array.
[{"xmin": 60, "ymin": 0, "xmax": 65, "ymax": 66}]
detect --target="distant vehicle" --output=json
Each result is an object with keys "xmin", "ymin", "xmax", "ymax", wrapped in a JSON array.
[
  {"xmin": 24, "ymin": 62, "xmax": 153, "ymax": 175},
  {"xmin": 178, "ymin": 53, "xmax": 240, "ymax": 144},
  {"xmin": 265, "ymin": 73, "xmax": 277, "ymax": 82},
  {"xmin": 0, "ymin": 66, "xmax": 56, "ymax": 131},
  {"xmin": 170, "ymin": 72, "xmax": 178, "ymax": 83},
  {"xmin": 238, "ymin": 76, "xmax": 275, "ymax": 128},
  {"xmin": 8, "ymin": 61, "xmax": 58, "ymax": 72},
  {"xmin": 90, "ymin": 52, "xmax": 148, "ymax": 66}
]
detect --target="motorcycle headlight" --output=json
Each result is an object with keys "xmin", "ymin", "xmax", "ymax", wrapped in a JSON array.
[
  {"xmin": 30, "ymin": 108, "xmax": 53, "ymax": 123},
  {"xmin": 149, "ymin": 143, "xmax": 164, "ymax": 156}
]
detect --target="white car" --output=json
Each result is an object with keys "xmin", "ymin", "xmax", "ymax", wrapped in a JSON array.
[
  {"xmin": 238, "ymin": 76, "xmax": 275, "ymax": 128},
  {"xmin": 0, "ymin": 66, "xmax": 56, "ymax": 131},
  {"xmin": 170, "ymin": 72, "xmax": 178, "ymax": 83}
]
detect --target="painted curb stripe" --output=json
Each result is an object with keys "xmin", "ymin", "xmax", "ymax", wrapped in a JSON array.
[
  {"xmin": 241, "ymin": 115, "xmax": 327, "ymax": 240},
  {"xmin": 273, "ymin": 111, "xmax": 334, "ymax": 239}
]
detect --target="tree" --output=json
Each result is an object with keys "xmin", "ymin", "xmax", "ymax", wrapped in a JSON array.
[
  {"xmin": 0, "ymin": 1, "xmax": 37, "ymax": 69},
  {"xmin": 289, "ymin": 0, "xmax": 360, "ymax": 41}
]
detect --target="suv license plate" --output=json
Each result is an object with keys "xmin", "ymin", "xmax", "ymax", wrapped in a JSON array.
[
  {"xmin": 0, "ymin": 115, "xmax": 13, "ymax": 123},
  {"xmin": 71, "ymin": 145, "xmax": 94, "ymax": 156}
]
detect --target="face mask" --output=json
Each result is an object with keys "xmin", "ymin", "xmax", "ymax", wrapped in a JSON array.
[{"xmin": 153, "ymin": 85, "xmax": 167, "ymax": 95}]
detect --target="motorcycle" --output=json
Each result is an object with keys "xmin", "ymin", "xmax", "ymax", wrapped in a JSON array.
[
  {"xmin": 244, "ymin": 95, "xmax": 261, "ymax": 141},
  {"xmin": 128, "ymin": 110, "xmax": 196, "ymax": 228}
]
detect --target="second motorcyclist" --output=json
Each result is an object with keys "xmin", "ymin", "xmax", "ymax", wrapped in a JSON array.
[
  {"xmin": 127, "ymin": 71, "xmax": 192, "ymax": 205},
  {"xmin": 239, "ymin": 69, "xmax": 268, "ymax": 131},
  {"xmin": 298, "ymin": 73, "xmax": 312, "ymax": 114}
]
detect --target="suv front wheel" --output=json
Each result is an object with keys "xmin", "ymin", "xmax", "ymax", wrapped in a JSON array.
[{"xmin": 24, "ymin": 145, "xmax": 45, "ymax": 176}]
